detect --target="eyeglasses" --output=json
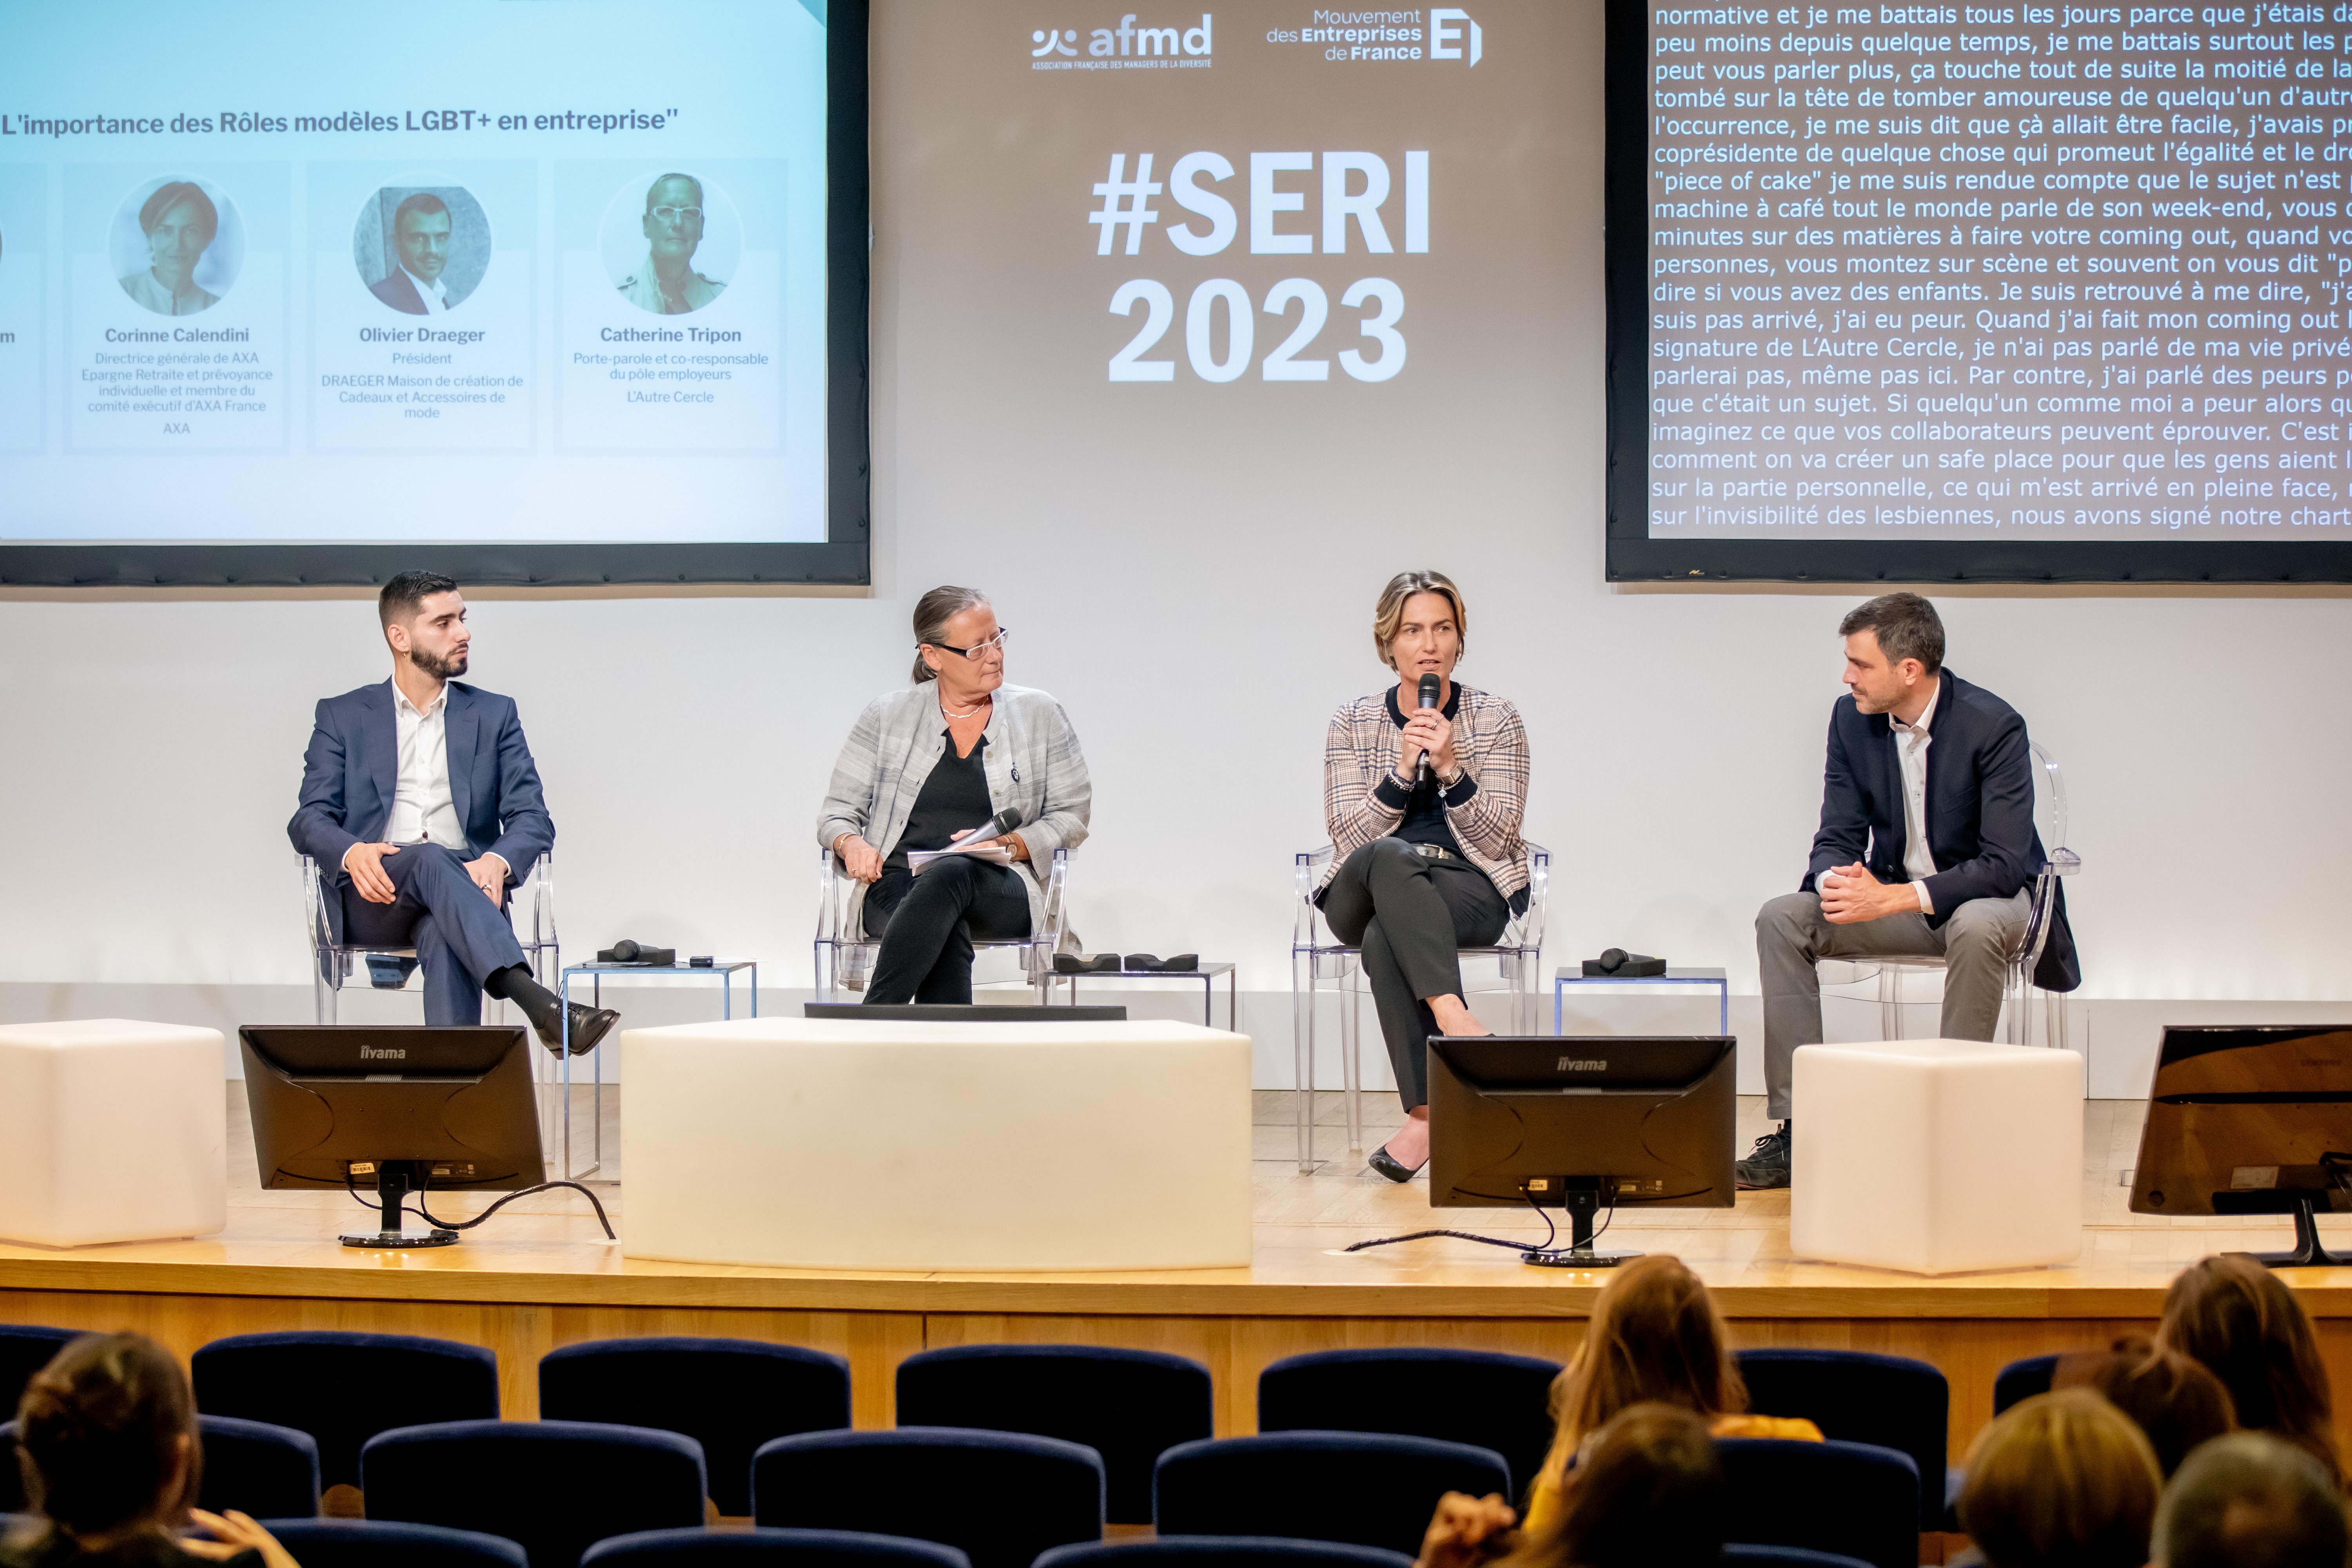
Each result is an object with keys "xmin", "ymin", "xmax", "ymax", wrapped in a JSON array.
[
  {"xmin": 929, "ymin": 628, "xmax": 1011, "ymax": 661},
  {"xmin": 649, "ymin": 205, "xmax": 705, "ymax": 225}
]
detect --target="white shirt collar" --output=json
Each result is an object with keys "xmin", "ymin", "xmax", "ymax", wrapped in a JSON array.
[
  {"xmin": 1890, "ymin": 677, "xmax": 1940, "ymax": 737},
  {"xmin": 400, "ymin": 263, "xmax": 448, "ymax": 307},
  {"xmin": 391, "ymin": 675, "xmax": 449, "ymax": 719}
]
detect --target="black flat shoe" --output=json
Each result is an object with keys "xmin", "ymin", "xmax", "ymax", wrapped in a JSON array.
[
  {"xmin": 1367, "ymin": 1143, "xmax": 1426, "ymax": 1183},
  {"xmin": 538, "ymin": 1003, "xmax": 620, "ymax": 1058}
]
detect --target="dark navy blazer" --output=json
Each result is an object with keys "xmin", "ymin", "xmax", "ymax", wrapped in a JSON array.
[
  {"xmin": 287, "ymin": 679, "xmax": 555, "ymax": 944},
  {"xmin": 368, "ymin": 269, "xmax": 467, "ymax": 315},
  {"xmin": 1802, "ymin": 668, "xmax": 2078, "ymax": 991}
]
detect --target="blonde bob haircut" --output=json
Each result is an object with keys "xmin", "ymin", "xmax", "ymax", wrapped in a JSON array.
[
  {"xmin": 1958, "ymin": 1389, "xmax": 2163, "ymax": 1568},
  {"xmin": 1372, "ymin": 571, "xmax": 1467, "ymax": 670}
]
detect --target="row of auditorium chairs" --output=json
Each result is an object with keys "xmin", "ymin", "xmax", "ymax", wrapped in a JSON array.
[
  {"xmin": 0, "ymin": 1324, "xmax": 2071, "ymax": 1568},
  {"xmin": 0, "ymin": 1520, "xmax": 1879, "ymax": 1568}
]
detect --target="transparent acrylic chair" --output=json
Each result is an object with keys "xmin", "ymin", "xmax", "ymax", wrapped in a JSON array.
[
  {"xmin": 1831, "ymin": 741, "xmax": 2080, "ymax": 1047},
  {"xmin": 300, "ymin": 852, "xmax": 558, "ymax": 1024},
  {"xmin": 813, "ymin": 846, "xmax": 1071, "ymax": 1002},
  {"xmin": 1290, "ymin": 842, "xmax": 1550, "ymax": 1171}
]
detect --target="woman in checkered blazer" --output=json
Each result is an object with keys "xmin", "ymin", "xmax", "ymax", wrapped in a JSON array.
[{"xmin": 1318, "ymin": 571, "xmax": 1531, "ymax": 1182}]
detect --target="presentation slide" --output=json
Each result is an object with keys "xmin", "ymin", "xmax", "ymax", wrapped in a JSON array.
[
  {"xmin": 0, "ymin": 1, "xmax": 829, "ymax": 552},
  {"xmin": 1643, "ymin": 0, "xmax": 2352, "ymax": 546}
]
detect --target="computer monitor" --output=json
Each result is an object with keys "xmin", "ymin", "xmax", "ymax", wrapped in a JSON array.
[
  {"xmin": 2131, "ymin": 1024, "xmax": 2352, "ymax": 1267},
  {"xmin": 239, "ymin": 1024, "xmax": 544, "ymax": 1251},
  {"xmin": 801, "ymin": 1003, "xmax": 1128, "ymax": 1022},
  {"xmin": 1428, "ymin": 1035, "xmax": 1737, "ymax": 1269}
]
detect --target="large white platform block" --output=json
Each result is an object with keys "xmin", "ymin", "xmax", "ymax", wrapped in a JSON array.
[
  {"xmin": 1789, "ymin": 1038, "xmax": 2083, "ymax": 1276},
  {"xmin": 0, "ymin": 1018, "xmax": 228, "ymax": 1248},
  {"xmin": 621, "ymin": 1017, "xmax": 1254, "ymax": 1271}
]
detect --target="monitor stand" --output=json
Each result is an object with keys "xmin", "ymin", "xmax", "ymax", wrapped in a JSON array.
[
  {"xmin": 1523, "ymin": 1180, "xmax": 1642, "ymax": 1269},
  {"xmin": 2245, "ymin": 1195, "xmax": 2348, "ymax": 1269},
  {"xmin": 341, "ymin": 1161, "xmax": 459, "ymax": 1249}
]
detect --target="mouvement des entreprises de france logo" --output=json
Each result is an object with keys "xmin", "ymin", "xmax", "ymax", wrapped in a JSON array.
[{"xmin": 1030, "ymin": 9, "xmax": 1484, "ymax": 69}]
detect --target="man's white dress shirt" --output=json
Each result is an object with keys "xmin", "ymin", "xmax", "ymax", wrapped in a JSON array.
[
  {"xmin": 401, "ymin": 264, "xmax": 450, "ymax": 313},
  {"xmin": 342, "ymin": 678, "xmax": 505, "ymax": 880},
  {"xmin": 1889, "ymin": 678, "xmax": 1940, "ymax": 915}
]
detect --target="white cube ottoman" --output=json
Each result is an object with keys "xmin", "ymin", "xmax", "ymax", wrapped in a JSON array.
[
  {"xmin": 1789, "ymin": 1038, "xmax": 2082, "ymax": 1275},
  {"xmin": 622, "ymin": 1017, "xmax": 1253, "ymax": 1271},
  {"xmin": 0, "ymin": 1019, "xmax": 228, "ymax": 1247}
]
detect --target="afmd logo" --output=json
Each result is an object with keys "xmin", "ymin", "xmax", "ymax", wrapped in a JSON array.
[
  {"xmin": 1033, "ymin": 13, "xmax": 1214, "ymax": 70},
  {"xmin": 359, "ymin": 1045, "xmax": 407, "ymax": 1060}
]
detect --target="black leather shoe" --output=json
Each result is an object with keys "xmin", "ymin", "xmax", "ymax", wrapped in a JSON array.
[
  {"xmin": 538, "ymin": 1002, "xmax": 620, "ymax": 1058},
  {"xmin": 1367, "ymin": 1143, "xmax": 1426, "ymax": 1183},
  {"xmin": 1735, "ymin": 1124, "xmax": 1791, "ymax": 1190}
]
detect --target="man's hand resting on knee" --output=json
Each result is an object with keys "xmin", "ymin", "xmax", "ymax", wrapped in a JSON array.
[
  {"xmin": 341, "ymin": 841, "xmax": 403, "ymax": 904},
  {"xmin": 1820, "ymin": 861, "xmax": 1921, "ymax": 924},
  {"xmin": 463, "ymin": 855, "xmax": 508, "ymax": 902}
]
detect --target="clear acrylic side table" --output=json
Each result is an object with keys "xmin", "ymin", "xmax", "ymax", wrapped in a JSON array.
[
  {"xmin": 554, "ymin": 960, "xmax": 757, "ymax": 1180},
  {"xmin": 1554, "ymin": 965, "xmax": 1728, "ymax": 1036}
]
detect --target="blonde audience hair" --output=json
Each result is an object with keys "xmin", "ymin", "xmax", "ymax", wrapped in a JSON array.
[
  {"xmin": 1495, "ymin": 1403, "xmax": 1726, "ymax": 1568},
  {"xmin": 1958, "ymin": 1388, "xmax": 2165, "ymax": 1568},
  {"xmin": 1371, "ymin": 571, "xmax": 1467, "ymax": 670},
  {"xmin": 1531, "ymin": 1255, "xmax": 1746, "ymax": 1495}
]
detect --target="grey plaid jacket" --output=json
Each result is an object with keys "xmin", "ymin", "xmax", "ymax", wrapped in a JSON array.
[
  {"xmin": 1321, "ymin": 683, "xmax": 1532, "ymax": 899},
  {"xmin": 817, "ymin": 682, "xmax": 1092, "ymax": 939}
]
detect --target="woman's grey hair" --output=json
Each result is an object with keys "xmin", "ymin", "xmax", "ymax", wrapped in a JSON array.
[
  {"xmin": 911, "ymin": 585, "xmax": 991, "ymax": 684},
  {"xmin": 138, "ymin": 181, "xmax": 217, "ymax": 245}
]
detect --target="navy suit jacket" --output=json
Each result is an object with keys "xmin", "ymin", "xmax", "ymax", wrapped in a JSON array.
[
  {"xmin": 287, "ymin": 679, "xmax": 555, "ymax": 944},
  {"xmin": 369, "ymin": 269, "xmax": 465, "ymax": 315},
  {"xmin": 1803, "ymin": 669, "xmax": 2078, "ymax": 991}
]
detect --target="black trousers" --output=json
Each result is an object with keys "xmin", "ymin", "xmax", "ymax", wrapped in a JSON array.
[
  {"xmin": 862, "ymin": 855, "xmax": 1034, "ymax": 1005},
  {"xmin": 1320, "ymin": 838, "xmax": 1510, "ymax": 1111}
]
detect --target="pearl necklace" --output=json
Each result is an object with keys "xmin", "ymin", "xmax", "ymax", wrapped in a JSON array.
[{"xmin": 940, "ymin": 694, "xmax": 990, "ymax": 720}]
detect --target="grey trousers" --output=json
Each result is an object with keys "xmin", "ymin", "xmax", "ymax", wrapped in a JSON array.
[
  {"xmin": 1754, "ymin": 887, "xmax": 2030, "ymax": 1120},
  {"xmin": 1320, "ymin": 838, "xmax": 1510, "ymax": 1112}
]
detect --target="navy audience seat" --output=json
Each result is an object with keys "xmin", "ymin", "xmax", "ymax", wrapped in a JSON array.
[
  {"xmin": 895, "ymin": 1344, "xmax": 1211, "ymax": 1524},
  {"xmin": 363, "ymin": 1419, "xmax": 707, "ymax": 1568},
  {"xmin": 1992, "ymin": 1353, "xmax": 2062, "ymax": 1416},
  {"xmin": 1735, "ymin": 1348, "xmax": 1951, "ymax": 1530},
  {"xmin": 0, "ymin": 1414, "xmax": 318, "ymax": 1519},
  {"xmin": 1255, "ymin": 1349, "xmax": 1559, "ymax": 1502},
  {"xmin": 752, "ymin": 1427, "xmax": 1103, "ymax": 1568},
  {"xmin": 1716, "ymin": 1437, "xmax": 1919, "ymax": 1568},
  {"xmin": 1722, "ymin": 1548, "xmax": 1877, "ymax": 1568},
  {"xmin": 541, "ymin": 1337, "xmax": 851, "ymax": 1516},
  {"xmin": 262, "ymin": 1518, "xmax": 529, "ymax": 1568},
  {"xmin": 584, "ymin": 1528, "xmax": 973, "ymax": 1568},
  {"xmin": 1038, "ymin": 1539, "xmax": 1417, "ymax": 1568},
  {"xmin": 192, "ymin": 1330, "xmax": 499, "ymax": 1492},
  {"xmin": 1153, "ymin": 1432, "xmax": 1511, "ymax": 1560},
  {"xmin": 0, "ymin": 1327, "xmax": 79, "ymax": 1419}
]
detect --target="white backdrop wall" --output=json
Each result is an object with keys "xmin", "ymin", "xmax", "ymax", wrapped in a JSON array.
[{"xmin": 4, "ymin": 1, "xmax": 2348, "ymax": 1098}]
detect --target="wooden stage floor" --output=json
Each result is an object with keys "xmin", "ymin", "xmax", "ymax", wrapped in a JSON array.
[{"xmin": 4, "ymin": 1089, "xmax": 2350, "ymax": 1459}]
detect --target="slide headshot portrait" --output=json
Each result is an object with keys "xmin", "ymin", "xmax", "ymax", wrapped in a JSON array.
[
  {"xmin": 613, "ymin": 172, "xmax": 729, "ymax": 314},
  {"xmin": 354, "ymin": 186, "xmax": 491, "ymax": 315},
  {"xmin": 113, "ymin": 177, "xmax": 240, "ymax": 316}
]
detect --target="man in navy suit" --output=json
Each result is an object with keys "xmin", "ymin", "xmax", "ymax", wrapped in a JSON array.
[
  {"xmin": 1740, "ymin": 593, "xmax": 2078, "ymax": 1189},
  {"xmin": 289, "ymin": 571, "xmax": 617, "ymax": 1054},
  {"xmin": 368, "ymin": 192, "xmax": 466, "ymax": 315}
]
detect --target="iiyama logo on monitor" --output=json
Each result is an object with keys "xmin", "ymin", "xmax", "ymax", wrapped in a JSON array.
[
  {"xmin": 358, "ymin": 1045, "xmax": 407, "ymax": 1060},
  {"xmin": 1557, "ymin": 1056, "xmax": 1606, "ymax": 1072}
]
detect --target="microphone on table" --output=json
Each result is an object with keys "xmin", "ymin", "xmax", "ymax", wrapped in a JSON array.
[{"xmin": 1416, "ymin": 673, "xmax": 1442, "ymax": 785}]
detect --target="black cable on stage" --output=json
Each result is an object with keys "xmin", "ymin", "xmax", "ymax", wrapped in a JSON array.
[
  {"xmin": 416, "ymin": 1170, "xmax": 616, "ymax": 1241},
  {"xmin": 1344, "ymin": 1189, "xmax": 1558, "ymax": 1256}
]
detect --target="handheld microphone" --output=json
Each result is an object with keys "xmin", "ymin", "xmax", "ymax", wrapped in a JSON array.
[
  {"xmin": 1416, "ymin": 673, "xmax": 1442, "ymax": 784},
  {"xmin": 984, "ymin": 806, "xmax": 1025, "ymax": 839}
]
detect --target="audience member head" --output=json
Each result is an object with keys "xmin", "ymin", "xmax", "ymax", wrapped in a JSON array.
[
  {"xmin": 2160, "ymin": 1253, "xmax": 2341, "ymax": 1485},
  {"xmin": 1501, "ymin": 1403, "xmax": 1726, "ymax": 1568},
  {"xmin": 13, "ymin": 1332, "xmax": 200, "ymax": 1543},
  {"xmin": 1534, "ymin": 1255, "xmax": 1743, "ymax": 1492},
  {"xmin": 2053, "ymin": 1334, "xmax": 2237, "ymax": 1477},
  {"xmin": 1958, "ymin": 1388, "xmax": 2164, "ymax": 1568},
  {"xmin": 2152, "ymin": 1431, "xmax": 2350, "ymax": 1568}
]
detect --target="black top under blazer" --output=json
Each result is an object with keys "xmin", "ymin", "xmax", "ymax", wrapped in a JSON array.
[{"xmin": 1802, "ymin": 668, "xmax": 2079, "ymax": 992}]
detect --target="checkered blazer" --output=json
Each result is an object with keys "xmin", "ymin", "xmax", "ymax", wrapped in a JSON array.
[{"xmin": 1320, "ymin": 682, "xmax": 1531, "ymax": 898}]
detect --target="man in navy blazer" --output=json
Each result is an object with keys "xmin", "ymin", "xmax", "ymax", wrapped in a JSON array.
[
  {"xmin": 1740, "ymin": 593, "xmax": 2078, "ymax": 1189},
  {"xmin": 288, "ymin": 571, "xmax": 616, "ymax": 1054}
]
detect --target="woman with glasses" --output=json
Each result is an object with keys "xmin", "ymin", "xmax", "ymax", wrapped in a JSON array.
[
  {"xmin": 1319, "ymin": 570, "xmax": 1531, "ymax": 1181},
  {"xmin": 818, "ymin": 586, "xmax": 1092, "ymax": 1004}
]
